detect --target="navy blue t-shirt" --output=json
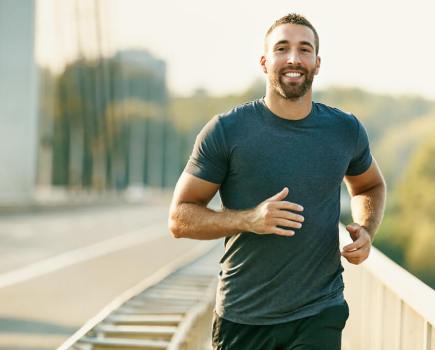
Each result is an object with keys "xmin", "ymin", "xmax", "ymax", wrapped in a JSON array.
[{"xmin": 184, "ymin": 98, "xmax": 372, "ymax": 325}]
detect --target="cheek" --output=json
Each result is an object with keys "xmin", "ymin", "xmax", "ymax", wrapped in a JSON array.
[
  {"xmin": 267, "ymin": 57, "xmax": 282, "ymax": 71},
  {"xmin": 303, "ymin": 58, "xmax": 318, "ymax": 73}
]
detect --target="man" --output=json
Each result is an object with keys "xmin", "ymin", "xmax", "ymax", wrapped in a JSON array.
[{"xmin": 168, "ymin": 13, "xmax": 386, "ymax": 350}]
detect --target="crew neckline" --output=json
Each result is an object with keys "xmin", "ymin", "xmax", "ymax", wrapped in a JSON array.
[{"xmin": 258, "ymin": 97, "xmax": 316, "ymax": 126}]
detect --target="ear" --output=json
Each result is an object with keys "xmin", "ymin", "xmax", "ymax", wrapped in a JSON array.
[
  {"xmin": 260, "ymin": 55, "xmax": 267, "ymax": 74},
  {"xmin": 314, "ymin": 56, "xmax": 321, "ymax": 75}
]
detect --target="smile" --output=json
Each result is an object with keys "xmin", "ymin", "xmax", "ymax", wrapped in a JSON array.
[{"xmin": 284, "ymin": 72, "xmax": 303, "ymax": 78}]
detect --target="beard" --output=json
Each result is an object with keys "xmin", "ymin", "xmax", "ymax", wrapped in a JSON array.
[{"xmin": 269, "ymin": 66, "xmax": 315, "ymax": 100}]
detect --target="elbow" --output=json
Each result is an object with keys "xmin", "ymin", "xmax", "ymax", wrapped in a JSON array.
[
  {"xmin": 377, "ymin": 177, "xmax": 387, "ymax": 199},
  {"xmin": 168, "ymin": 212, "xmax": 184, "ymax": 239},
  {"xmin": 382, "ymin": 177, "xmax": 387, "ymax": 193},
  {"xmin": 168, "ymin": 220, "xmax": 182, "ymax": 239}
]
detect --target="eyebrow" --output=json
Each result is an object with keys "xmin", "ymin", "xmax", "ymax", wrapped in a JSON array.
[{"xmin": 273, "ymin": 40, "xmax": 314, "ymax": 50}]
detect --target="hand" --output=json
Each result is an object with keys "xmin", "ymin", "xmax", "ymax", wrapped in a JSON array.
[
  {"xmin": 246, "ymin": 187, "xmax": 304, "ymax": 237},
  {"xmin": 341, "ymin": 223, "xmax": 372, "ymax": 265}
]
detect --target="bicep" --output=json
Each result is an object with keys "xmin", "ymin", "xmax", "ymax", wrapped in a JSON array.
[
  {"xmin": 170, "ymin": 172, "xmax": 220, "ymax": 209},
  {"xmin": 344, "ymin": 157, "xmax": 385, "ymax": 196}
]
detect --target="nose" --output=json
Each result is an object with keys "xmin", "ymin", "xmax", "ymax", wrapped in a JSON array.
[{"xmin": 286, "ymin": 49, "xmax": 301, "ymax": 65}]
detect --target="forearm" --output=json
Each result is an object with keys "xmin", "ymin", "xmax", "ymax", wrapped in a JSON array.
[
  {"xmin": 350, "ymin": 182, "xmax": 387, "ymax": 239},
  {"xmin": 169, "ymin": 203, "xmax": 251, "ymax": 240}
]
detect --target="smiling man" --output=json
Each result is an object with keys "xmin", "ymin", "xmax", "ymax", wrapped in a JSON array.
[{"xmin": 169, "ymin": 13, "xmax": 386, "ymax": 350}]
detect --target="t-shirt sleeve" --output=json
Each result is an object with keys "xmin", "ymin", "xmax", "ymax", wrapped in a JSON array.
[
  {"xmin": 345, "ymin": 115, "xmax": 373, "ymax": 176},
  {"xmin": 184, "ymin": 115, "xmax": 228, "ymax": 184}
]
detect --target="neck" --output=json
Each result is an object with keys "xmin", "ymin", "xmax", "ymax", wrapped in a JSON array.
[{"xmin": 264, "ymin": 87, "xmax": 313, "ymax": 121}]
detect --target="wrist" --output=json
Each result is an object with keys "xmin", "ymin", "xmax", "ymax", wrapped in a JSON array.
[
  {"xmin": 237, "ymin": 208, "xmax": 255, "ymax": 232},
  {"xmin": 220, "ymin": 207, "xmax": 254, "ymax": 233},
  {"xmin": 360, "ymin": 224, "xmax": 373, "ymax": 241}
]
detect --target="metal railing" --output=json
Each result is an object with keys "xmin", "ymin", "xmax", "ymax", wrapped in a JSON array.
[{"xmin": 57, "ymin": 241, "xmax": 221, "ymax": 350}]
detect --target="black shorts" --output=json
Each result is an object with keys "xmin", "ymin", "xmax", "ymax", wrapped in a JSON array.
[{"xmin": 212, "ymin": 301, "xmax": 349, "ymax": 350}]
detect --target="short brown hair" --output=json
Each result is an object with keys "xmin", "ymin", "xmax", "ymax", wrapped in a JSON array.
[{"xmin": 265, "ymin": 13, "xmax": 319, "ymax": 55}]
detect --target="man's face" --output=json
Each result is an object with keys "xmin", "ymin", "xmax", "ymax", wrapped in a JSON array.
[{"xmin": 261, "ymin": 23, "xmax": 320, "ymax": 100}]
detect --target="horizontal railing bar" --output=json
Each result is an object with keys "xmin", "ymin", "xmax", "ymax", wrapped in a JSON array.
[
  {"xmin": 95, "ymin": 325, "xmax": 178, "ymax": 334},
  {"xmin": 138, "ymin": 292, "xmax": 204, "ymax": 300},
  {"xmin": 126, "ymin": 299, "xmax": 196, "ymax": 307},
  {"xmin": 79, "ymin": 336, "xmax": 169, "ymax": 348},
  {"xmin": 148, "ymin": 287, "xmax": 208, "ymax": 295},
  {"xmin": 116, "ymin": 306, "xmax": 191, "ymax": 313},
  {"xmin": 105, "ymin": 314, "xmax": 183, "ymax": 325}
]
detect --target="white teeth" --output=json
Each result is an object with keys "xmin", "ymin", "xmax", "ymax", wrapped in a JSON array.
[{"xmin": 285, "ymin": 72, "xmax": 302, "ymax": 78}]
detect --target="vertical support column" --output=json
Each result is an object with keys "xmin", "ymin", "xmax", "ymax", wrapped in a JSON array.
[
  {"xmin": 128, "ymin": 119, "xmax": 146, "ymax": 187},
  {"xmin": 0, "ymin": 0, "xmax": 38, "ymax": 204},
  {"xmin": 423, "ymin": 322, "xmax": 432, "ymax": 350},
  {"xmin": 146, "ymin": 118, "xmax": 164, "ymax": 188}
]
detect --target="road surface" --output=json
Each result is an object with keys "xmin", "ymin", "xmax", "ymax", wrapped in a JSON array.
[{"xmin": 0, "ymin": 202, "xmax": 216, "ymax": 350}]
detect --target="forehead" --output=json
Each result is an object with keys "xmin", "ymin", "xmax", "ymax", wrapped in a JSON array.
[{"xmin": 266, "ymin": 23, "xmax": 315, "ymax": 48}]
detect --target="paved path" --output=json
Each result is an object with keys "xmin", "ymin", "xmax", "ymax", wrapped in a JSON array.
[{"xmin": 0, "ymin": 202, "xmax": 215, "ymax": 350}]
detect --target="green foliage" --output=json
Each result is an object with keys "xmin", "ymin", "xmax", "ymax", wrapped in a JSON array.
[
  {"xmin": 381, "ymin": 130, "xmax": 435, "ymax": 288},
  {"xmin": 405, "ymin": 221, "xmax": 435, "ymax": 287},
  {"xmin": 397, "ymin": 131, "xmax": 435, "ymax": 228},
  {"xmin": 374, "ymin": 113, "xmax": 435, "ymax": 189},
  {"xmin": 372, "ymin": 206, "xmax": 408, "ymax": 266}
]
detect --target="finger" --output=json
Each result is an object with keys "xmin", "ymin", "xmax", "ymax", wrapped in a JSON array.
[
  {"xmin": 346, "ymin": 223, "xmax": 362, "ymax": 239},
  {"xmin": 343, "ymin": 240, "xmax": 364, "ymax": 251},
  {"xmin": 266, "ymin": 187, "xmax": 289, "ymax": 202},
  {"xmin": 341, "ymin": 249, "xmax": 366, "ymax": 259},
  {"xmin": 270, "ymin": 227, "xmax": 295, "ymax": 237},
  {"xmin": 274, "ymin": 218, "xmax": 303, "ymax": 229},
  {"xmin": 346, "ymin": 229, "xmax": 360, "ymax": 241},
  {"xmin": 272, "ymin": 210, "xmax": 305, "ymax": 223},
  {"xmin": 343, "ymin": 233, "xmax": 371, "ymax": 251},
  {"xmin": 272, "ymin": 201, "xmax": 304, "ymax": 212},
  {"xmin": 343, "ymin": 241, "xmax": 368, "ymax": 252},
  {"xmin": 343, "ymin": 256, "xmax": 364, "ymax": 265},
  {"xmin": 346, "ymin": 223, "xmax": 361, "ymax": 232},
  {"xmin": 342, "ymin": 243, "xmax": 358, "ymax": 252},
  {"xmin": 278, "ymin": 212, "xmax": 305, "ymax": 223}
]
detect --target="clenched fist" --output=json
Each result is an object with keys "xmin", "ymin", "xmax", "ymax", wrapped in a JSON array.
[{"xmin": 341, "ymin": 223, "xmax": 372, "ymax": 265}]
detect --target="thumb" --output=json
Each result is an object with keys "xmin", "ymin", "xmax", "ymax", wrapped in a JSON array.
[
  {"xmin": 346, "ymin": 223, "xmax": 361, "ymax": 239},
  {"xmin": 267, "ymin": 187, "xmax": 289, "ymax": 202}
]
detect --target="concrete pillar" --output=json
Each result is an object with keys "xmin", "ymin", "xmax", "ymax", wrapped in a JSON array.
[
  {"xmin": 0, "ymin": 0, "xmax": 38, "ymax": 204},
  {"xmin": 128, "ymin": 119, "xmax": 147, "ymax": 186}
]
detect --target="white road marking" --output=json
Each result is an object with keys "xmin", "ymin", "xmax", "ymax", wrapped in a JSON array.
[{"xmin": 0, "ymin": 223, "xmax": 167, "ymax": 289}]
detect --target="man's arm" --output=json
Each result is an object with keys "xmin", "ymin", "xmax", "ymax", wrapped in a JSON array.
[
  {"xmin": 168, "ymin": 172, "xmax": 304, "ymax": 240},
  {"xmin": 341, "ymin": 158, "xmax": 387, "ymax": 264}
]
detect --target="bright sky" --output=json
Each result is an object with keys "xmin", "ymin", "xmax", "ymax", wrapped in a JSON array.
[{"xmin": 37, "ymin": 0, "xmax": 435, "ymax": 99}]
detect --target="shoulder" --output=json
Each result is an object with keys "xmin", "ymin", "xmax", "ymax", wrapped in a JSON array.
[
  {"xmin": 216, "ymin": 100, "xmax": 258, "ymax": 127},
  {"xmin": 314, "ymin": 101, "xmax": 356, "ymax": 121},
  {"xmin": 313, "ymin": 101, "xmax": 361, "ymax": 130},
  {"xmin": 198, "ymin": 100, "xmax": 257, "ymax": 142}
]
